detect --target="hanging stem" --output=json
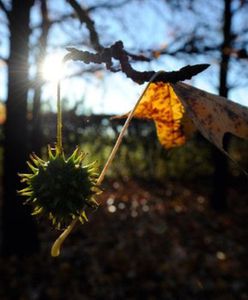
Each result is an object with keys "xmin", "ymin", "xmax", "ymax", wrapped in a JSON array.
[
  {"xmin": 96, "ymin": 74, "xmax": 163, "ymax": 184},
  {"xmin": 51, "ymin": 219, "xmax": 77, "ymax": 257},
  {"xmin": 51, "ymin": 71, "xmax": 165, "ymax": 257},
  {"xmin": 57, "ymin": 80, "xmax": 63, "ymax": 154}
]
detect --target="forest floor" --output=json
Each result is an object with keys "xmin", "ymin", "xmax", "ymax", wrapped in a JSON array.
[{"xmin": 1, "ymin": 178, "xmax": 248, "ymax": 300}]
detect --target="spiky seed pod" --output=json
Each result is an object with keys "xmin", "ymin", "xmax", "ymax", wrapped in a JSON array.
[{"xmin": 18, "ymin": 145, "xmax": 101, "ymax": 229}]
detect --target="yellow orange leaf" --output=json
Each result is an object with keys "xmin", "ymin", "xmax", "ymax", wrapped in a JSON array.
[
  {"xmin": 131, "ymin": 82, "xmax": 186, "ymax": 148},
  {"xmin": 115, "ymin": 78, "xmax": 248, "ymax": 167},
  {"xmin": 0, "ymin": 102, "xmax": 6, "ymax": 125}
]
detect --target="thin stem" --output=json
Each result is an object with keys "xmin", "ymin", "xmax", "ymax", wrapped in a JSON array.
[
  {"xmin": 96, "ymin": 72, "xmax": 164, "ymax": 185},
  {"xmin": 51, "ymin": 71, "xmax": 165, "ymax": 257},
  {"xmin": 57, "ymin": 80, "xmax": 63, "ymax": 154},
  {"xmin": 51, "ymin": 219, "xmax": 77, "ymax": 257}
]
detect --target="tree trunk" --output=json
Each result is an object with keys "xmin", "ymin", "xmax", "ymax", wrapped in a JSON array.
[
  {"xmin": 211, "ymin": 0, "xmax": 232, "ymax": 212},
  {"xmin": 2, "ymin": 0, "xmax": 39, "ymax": 256},
  {"xmin": 32, "ymin": 0, "xmax": 49, "ymax": 154}
]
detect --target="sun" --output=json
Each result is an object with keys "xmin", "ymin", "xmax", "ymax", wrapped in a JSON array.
[{"xmin": 41, "ymin": 53, "xmax": 65, "ymax": 82}]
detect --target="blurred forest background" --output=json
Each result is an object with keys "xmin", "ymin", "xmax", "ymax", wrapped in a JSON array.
[{"xmin": 0, "ymin": 0, "xmax": 248, "ymax": 299}]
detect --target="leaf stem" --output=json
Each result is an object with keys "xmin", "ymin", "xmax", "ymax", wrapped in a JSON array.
[
  {"xmin": 96, "ymin": 70, "xmax": 165, "ymax": 185},
  {"xmin": 51, "ymin": 219, "xmax": 77, "ymax": 257},
  {"xmin": 51, "ymin": 70, "xmax": 165, "ymax": 257},
  {"xmin": 57, "ymin": 80, "xmax": 63, "ymax": 154}
]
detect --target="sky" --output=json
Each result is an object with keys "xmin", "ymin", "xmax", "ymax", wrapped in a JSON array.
[{"xmin": 0, "ymin": 0, "xmax": 248, "ymax": 114}]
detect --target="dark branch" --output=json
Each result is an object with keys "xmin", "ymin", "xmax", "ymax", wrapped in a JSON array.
[
  {"xmin": 234, "ymin": 48, "xmax": 248, "ymax": 59},
  {"xmin": 0, "ymin": 0, "xmax": 10, "ymax": 20},
  {"xmin": 66, "ymin": 0, "xmax": 149, "ymax": 63},
  {"xmin": 0, "ymin": 55, "xmax": 7, "ymax": 63},
  {"xmin": 31, "ymin": 13, "xmax": 74, "ymax": 30},
  {"xmin": 87, "ymin": 0, "xmax": 129, "ymax": 12},
  {"xmin": 65, "ymin": 41, "xmax": 210, "ymax": 84},
  {"xmin": 66, "ymin": 0, "xmax": 102, "ymax": 51},
  {"xmin": 39, "ymin": 0, "xmax": 50, "ymax": 53}
]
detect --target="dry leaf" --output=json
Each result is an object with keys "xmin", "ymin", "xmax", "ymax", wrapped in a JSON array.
[
  {"xmin": 116, "ymin": 80, "xmax": 248, "ymax": 158},
  {"xmin": 127, "ymin": 82, "xmax": 186, "ymax": 148},
  {"xmin": 172, "ymin": 82, "xmax": 248, "ymax": 154},
  {"xmin": 0, "ymin": 102, "xmax": 6, "ymax": 125}
]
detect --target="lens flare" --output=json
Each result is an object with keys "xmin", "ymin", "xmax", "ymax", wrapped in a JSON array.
[{"xmin": 41, "ymin": 53, "xmax": 65, "ymax": 82}]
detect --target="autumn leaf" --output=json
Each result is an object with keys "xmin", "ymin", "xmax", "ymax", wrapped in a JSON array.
[
  {"xmin": 123, "ymin": 82, "xmax": 187, "ymax": 149},
  {"xmin": 0, "ymin": 102, "xmax": 6, "ymax": 125},
  {"xmin": 172, "ymin": 82, "xmax": 248, "ymax": 155},
  {"xmin": 116, "ymin": 79, "xmax": 248, "ymax": 160}
]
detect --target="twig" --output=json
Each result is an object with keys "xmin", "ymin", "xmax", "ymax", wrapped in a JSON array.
[
  {"xmin": 66, "ymin": 0, "xmax": 102, "ymax": 51},
  {"xmin": 65, "ymin": 41, "xmax": 210, "ymax": 84},
  {"xmin": 56, "ymin": 80, "xmax": 63, "ymax": 154},
  {"xmin": 0, "ymin": 0, "xmax": 10, "ymax": 20}
]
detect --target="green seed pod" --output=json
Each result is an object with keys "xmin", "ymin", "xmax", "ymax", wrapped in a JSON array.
[{"xmin": 19, "ymin": 145, "xmax": 101, "ymax": 229}]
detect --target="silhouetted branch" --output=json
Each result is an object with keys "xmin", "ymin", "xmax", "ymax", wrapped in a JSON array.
[
  {"xmin": 65, "ymin": 41, "xmax": 210, "ymax": 84},
  {"xmin": 0, "ymin": 55, "xmax": 7, "ymax": 63},
  {"xmin": 66, "ymin": 0, "xmax": 102, "ymax": 51},
  {"xmin": 234, "ymin": 48, "xmax": 248, "ymax": 59},
  {"xmin": 65, "ymin": 2, "xmax": 209, "ymax": 83},
  {"xmin": 0, "ymin": 0, "xmax": 10, "ymax": 20},
  {"xmin": 87, "ymin": 0, "xmax": 130, "ymax": 12},
  {"xmin": 66, "ymin": 0, "xmax": 149, "ymax": 63}
]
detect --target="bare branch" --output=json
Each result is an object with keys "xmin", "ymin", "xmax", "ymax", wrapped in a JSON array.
[
  {"xmin": 232, "ymin": 0, "xmax": 248, "ymax": 14},
  {"xmin": 87, "ymin": 0, "xmax": 130, "ymax": 12},
  {"xmin": 39, "ymin": 0, "xmax": 50, "ymax": 55},
  {"xmin": 0, "ymin": 54, "xmax": 7, "ymax": 63},
  {"xmin": 66, "ymin": 0, "xmax": 102, "ymax": 51},
  {"xmin": 31, "ymin": 13, "xmax": 75, "ymax": 30},
  {"xmin": 66, "ymin": 0, "xmax": 149, "ymax": 63},
  {"xmin": 65, "ymin": 41, "xmax": 210, "ymax": 84},
  {"xmin": 65, "ymin": 66, "xmax": 104, "ymax": 79},
  {"xmin": 232, "ymin": 48, "xmax": 248, "ymax": 59},
  {"xmin": 0, "ymin": 0, "xmax": 10, "ymax": 20},
  {"xmin": 63, "ymin": 2, "xmax": 209, "ymax": 83}
]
